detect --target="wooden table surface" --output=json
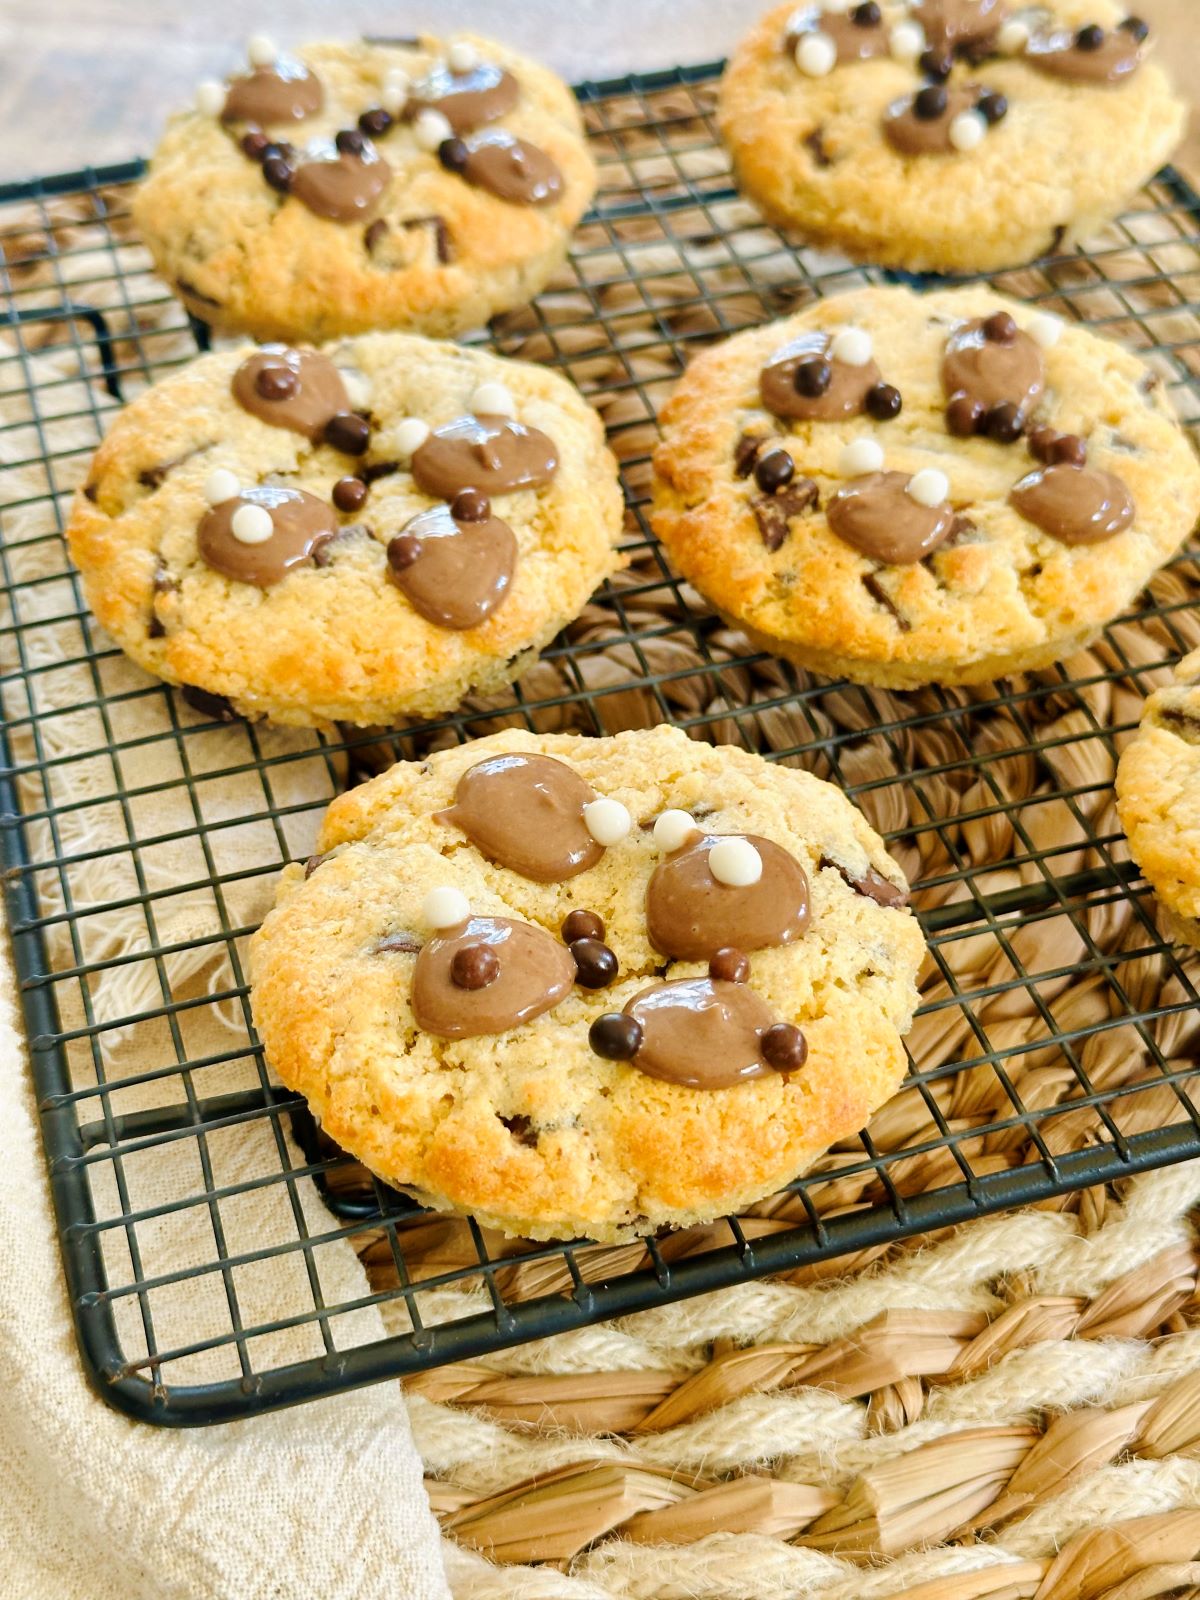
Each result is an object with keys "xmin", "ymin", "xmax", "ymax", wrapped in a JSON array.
[{"xmin": 0, "ymin": 0, "xmax": 1195, "ymax": 184}]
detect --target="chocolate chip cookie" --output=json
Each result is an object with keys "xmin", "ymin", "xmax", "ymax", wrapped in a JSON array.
[
  {"xmin": 719, "ymin": 0, "xmax": 1184, "ymax": 272},
  {"xmin": 68, "ymin": 334, "xmax": 623, "ymax": 727},
  {"xmin": 249, "ymin": 726, "xmax": 923, "ymax": 1240},
  {"xmin": 134, "ymin": 34, "xmax": 596, "ymax": 340},
  {"xmin": 651, "ymin": 284, "xmax": 1200, "ymax": 688}
]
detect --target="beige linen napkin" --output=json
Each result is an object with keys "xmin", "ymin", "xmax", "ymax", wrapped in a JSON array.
[{"xmin": 0, "ymin": 339, "xmax": 450, "ymax": 1598}]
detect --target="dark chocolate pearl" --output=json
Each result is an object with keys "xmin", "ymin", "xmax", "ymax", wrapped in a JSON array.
[
  {"xmin": 589, "ymin": 1012, "xmax": 642, "ymax": 1061},
  {"xmin": 241, "ymin": 129, "xmax": 270, "ymax": 161},
  {"xmin": 866, "ymin": 382, "xmax": 902, "ymax": 421},
  {"xmin": 451, "ymin": 487, "xmax": 491, "ymax": 522},
  {"xmin": 914, "ymin": 85, "xmax": 949, "ymax": 121},
  {"xmin": 762, "ymin": 1022, "xmax": 808, "ymax": 1073},
  {"xmin": 358, "ymin": 106, "xmax": 393, "ymax": 135},
  {"xmin": 255, "ymin": 364, "xmax": 299, "ymax": 401},
  {"xmin": 262, "ymin": 156, "xmax": 294, "ymax": 193},
  {"xmin": 387, "ymin": 533, "xmax": 422, "ymax": 572},
  {"xmin": 562, "ymin": 909, "xmax": 605, "ymax": 944},
  {"xmin": 794, "ymin": 357, "xmax": 832, "ymax": 397},
  {"xmin": 333, "ymin": 475, "xmax": 368, "ymax": 512},
  {"xmin": 946, "ymin": 392, "xmax": 984, "ymax": 437},
  {"xmin": 324, "ymin": 411, "xmax": 371, "ymax": 454},
  {"xmin": 754, "ymin": 448, "xmax": 795, "ymax": 494},
  {"xmin": 1050, "ymin": 433, "xmax": 1088, "ymax": 467},
  {"xmin": 451, "ymin": 944, "xmax": 500, "ymax": 990},
  {"xmin": 1028, "ymin": 426, "xmax": 1059, "ymax": 463},
  {"xmin": 336, "ymin": 127, "xmax": 368, "ymax": 156},
  {"xmin": 438, "ymin": 138, "xmax": 471, "ymax": 173},
  {"xmin": 851, "ymin": 1, "xmax": 881, "ymax": 25},
  {"xmin": 977, "ymin": 91, "xmax": 1008, "ymax": 125},
  {"xmin": 985, "ymin": 402, "xmax": 1024, "ymax": 443},
  {"xmin": 983, "ymin": 311, "xmax": 1018, "ymax": 345},
  {"xmin": 1076, "ymin": 23, "xmax": 1105, "ymax": 50},
  {"xmin": 709, "ymin": 947, "xmax": 750, "ymax": 984},
  {"xmin": 1120, "ymin": 16, "xmax": 1149, "ymax": 42},
  {"xmin": 571, "ymin": 938, "xmax": 618, "ymax": 989},
  {"xmin": 919, "ymin": 49, "xmax": 953, "ymax": 81}
]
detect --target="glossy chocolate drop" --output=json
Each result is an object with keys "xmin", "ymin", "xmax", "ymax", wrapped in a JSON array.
[
  {"xmin": 411, "ymin": 915, "xmax": 574, "ymax": 1037},
  {"xmin": 198, "ymin": 485, "xmax": 336, "ymax": 587},
  {"xmin": 222, "ymin": 60, "xmax": 324, "ymax": 124},
  {"xmin": 290, "ymin": 143, "xmax": 392, "ymax": 221},
  {"xmin": 1009, "ymin": 463, "xmax": 1135, "ymax": 544},
  {"xmin": 386, "ymin": 502, "xmax": 516, "ymax": 630},
  {"xmin": 411, "ymin": 61, "xmax": 520, "ymax": 133},
  {"xmin": 827, "ymin": 471, "xmax": 956, "ymax": 565},
  {"xmin": 459, "ymin": 131, "xmax": 563, "ymax": 205},
  {"xmin": 884, "ymin": 85, "xmax": 983, "ymax": 154},
  {"xmin": 411, "ymin": 414, "xmax": 558, "ymax": 499},
  {"xmin": 623, "ymin": 977, "xmax": 779, "ymax": 1089},
  {"xmin": 646, "ymin": 833, "xmax": 810, "ymax": 962},
  {"xmin": 231, "ymin": 347, "xmax": 350, "ymax": 440},
  {"xmin": 785, "ymin": 4, "xmax": 889, "ymax": 62},
  {"xmin": 941, "ymin": 317, "xmax": 1045, "ymax": 420},
  {"xmin": 912, "ymin": 0, "xmax": 1008, "ymax": 52},
  {"xmin": 437, "ymin": 753, "xmax": 603, "ymax": 881},
  {"xmin": 760, "ymin": 332, "xmax": 881, "ymax": 421},
  {"xmin": 1026, "ymin": 25, "xmax": 1142, "ymax": 82}
]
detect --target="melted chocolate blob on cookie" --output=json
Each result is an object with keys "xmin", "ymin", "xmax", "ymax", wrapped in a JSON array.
[
  {"xmin": 456, "ymin": 131, "xmax": 563, "ymax": 205},
  {"xmin": 222, "ymin": 60, "xmax": 323, "ymax": 124},
  {"xmin": 760, "ymin": 332, "xmax": 882, "ymax": 421},
  {"xmin": 290, "ymin": 142, "xmax": 392, "ymax": 221},
  {"xmin": 884, "ymin": 85, "xmax": 983, "ymax": 154},
  {"xmin": 231, "ymin": 347, "xmax": 350, "ymax": 440},
  {"xmin": 411, "ymin": 915, "xmax": 575, "ymax": 1037},
  {"xmin": 437, "ymin": 753, "xmax": 604, "ymax": 881},
  {"xmin": 198, "ymin": 485, "xmax": 337, "ymax": 586},
  {"xmin": 647, "ymin": 834, "xmax": 810, "ymax": 962},
  {"xmin": 621, "ymin": 977, "xmax": 780, "ymax": 1089},
  {"xmin": 942, "ymin": 316, "xmax": 1045, "ymax": 425},
  {"xmin": 912, "ymin": 0, "xmax": 1008, "ymax": 54},
  {"xmin": 785, "ymin": 4, "xmax": 890, "ymax": 63},
  {"xmin": 411, "ymin": 414, "xmax": 558, "ymax": 499},
  {"xmin": 387, "ymin": 501, "xmax": 516, "ymax": 629},
  {"xmin": 827, "ymin": 471, "xmax": 956, "ymax": 564},
  {"xmin": 411, "ymin": 61, "xmax": 520, "ymax": 133},
  {"xmin": 1009, "ymin": 463, "xmax": 1135, "ymax": 544},
  {"xmin": 1026, "ymin": 25, "xmax": 1143, "ymax": 83}
]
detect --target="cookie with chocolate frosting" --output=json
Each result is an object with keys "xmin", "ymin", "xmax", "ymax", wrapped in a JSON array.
[
  {"xmin": 134, "ymin": 34, "xmax": 595, "ymax": 340},
  {"xmin": 1117, "ymin": 647, "xmax": 1200, "ymax": 949},
  {"xmin": 652, "ymin": 284, "xmax": 1200, "ymax": 688},
  {"xmin": 250, "ymin": 726, "xmax": 923, "ymax": 1241},
  {"xmin": 67, "ymin": 333, "xmax": 622, "ymax": 726},
  {"xmin": 719, "ymin": 0, "xmax": 1184, "ymax": 273}
]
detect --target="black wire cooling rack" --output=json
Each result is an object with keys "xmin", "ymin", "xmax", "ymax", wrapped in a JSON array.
[{"xmin": 3, "ymin": 61, "xmax": 1200, "ymax": 1427}]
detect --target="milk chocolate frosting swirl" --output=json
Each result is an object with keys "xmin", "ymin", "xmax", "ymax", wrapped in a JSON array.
[
  {"xmin": 231, "ymin": 347, "xmax": 350, "ymax": 440},
  {"xmin": 1026, "ymin": 27, "xmax": 1142, "ymax": 83},
  {"xmin": 290, "ymin": 144, "xmax": 392, "ymax": 221},
  {"xmin": 646, "ymin": 833, "xmax": 810, "ymax": 961},
  {"xmin": 785, "ymin": 5, "xmax": 890, "ymax": 62},
  {"xmin": 411, "ymin": 415, "xmax": 559, "ymax": 499},
  {"xmin": 623, "ymin": 977, "xmax": 779, "ymax": 1089},
  {"xmin": 387, "ymin": 502, "xmax": 516, "ymax": 629},
  {"xmin": 412, "ymin": 61, "xmax": 520, "ymax": 133},
  {"xmin": 942, "ymin": 318, "xmax": 1045, "ymax": 415},
  {"xmin": 411, "ymin": 915, "xmax": 575, "ymax": 1038},
  {"xmin": 436, "ymin": 753, "xmax": 603, "ymax": 881},
  {"xmin": 912, "ymin": 0, "xmax": 1008, "ymax": 52},
  {"xmin": 884, "ymin": 86, "xmax": 984, "ymax": 155},
  {"xmin": 760, "ymin": 332, "xmax": 882, "ymax": 421},
  {"xmin": 1009, "ymin": 463, "xmax": 1135, "ymax": 544},
  {"xmin": 198, "ymin": 486, "xmax": 336, "ymax": 586},
  {"xmin": 222, "ymin": 60, "xmax": 323, "ymax": 124},
  {"xmin": 827, "ymin": 471, "xmax": 956, "ymax": 564},
  {"xmin": 459, "ymin": 132, "xmax": 563, "ymax": 205}
]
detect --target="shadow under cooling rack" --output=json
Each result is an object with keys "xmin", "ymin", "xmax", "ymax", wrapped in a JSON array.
[{"xmin": 2, "ymin": 61, "xmax": 1200, "ymax": 1425}]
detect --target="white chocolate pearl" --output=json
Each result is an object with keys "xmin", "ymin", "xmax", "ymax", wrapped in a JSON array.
[
  {"xmin": 382, "ymin": 74, "xmax": 410, "ymax": 117},
  {"xmin": 795, "ymin": 31, "xmax": 838, "ymax": 77},
  {"xmin": 889, "ymin": 20, "xmax": 926, "ymax": 61},
  {"xmin": 195, "ymin": 80, "xmax": 226, "ymax": 116},
  {"xmin": 997, "ymin": 18, "xmax": 1030, "ymax": 54},
  {"xmin": 583, "ymin": 797, "xmax": 632, "ymax": 847},
  {"xmin": 414, "ymin": 108, "xmax": 454, "ymax": 151},
  {"xmin": 907, "ymin": 468, "xmax": 950, "ymax": 508},
  {"xmin": 653, "ymin": 809, "xmax": 698, "ymax": 853},
  {"xmin": 708, "ymin": 837, "xmax": 763, "ymax": 888},
  {"xmin": 447, "ymin": 40, "xmax": 480, "ymax": 73},
  {"xmin": 1027, "ymin": 311, "xmax": 1064, "ymax": 350},
  {"xmin": 246, "ymin": 33, "xmax": 278, "ymax": 67},
  {"xmin": 948, "ymin": 110, "xmax": 988, "ymax": 153},
  {"xmin": 839, "ymin": 438, "xmax": 885, "ymax": 477},
  {"xmin": 830, "ymin": 327, "xmax": 873, "ymax": 367},
  {"xmin": 390, "ymin": 417, "xmax": 431, "ymax": 459},
  {"xmin": 203, "ymin": 468, "xmax": 240, "ymax": 506},
  {"xmin": 422, "ymin": 885, "xmax": 471, "ymax": 930},
  {"xmin": 339, "ymin": 370, "xmax": 371, "ymax": 410},
  {"xmin": 469, "ymin": 381, "xmax": 516, "ymax": 419},
  {"xmin": 230, "ymin": 502, "xmax": 274, "ymax": 544}
]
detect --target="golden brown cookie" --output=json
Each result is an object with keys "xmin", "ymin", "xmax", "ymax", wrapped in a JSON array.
[
  {"xmin": 67, "ymin": 334, "xmax": 623, "ymax": 727},
  {"xmin": 134, "ymin": 35, "xmax": 596, "ymax": 340},
  {"xmin": 719, "ymin": 0, "xmax": 1183, "ymax": 273},
  {"xmin": 249, "ymin": 727, "xmax": 924, "ymax": 1241},
  {"xmin": 651, "ymin": 284, "xmax": 1200, "ymax": 688}
]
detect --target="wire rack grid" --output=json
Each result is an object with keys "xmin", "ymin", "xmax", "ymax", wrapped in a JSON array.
[{"xmin": 2, "ymin": 60, "xmax": 1200, "ymax": 1426}]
